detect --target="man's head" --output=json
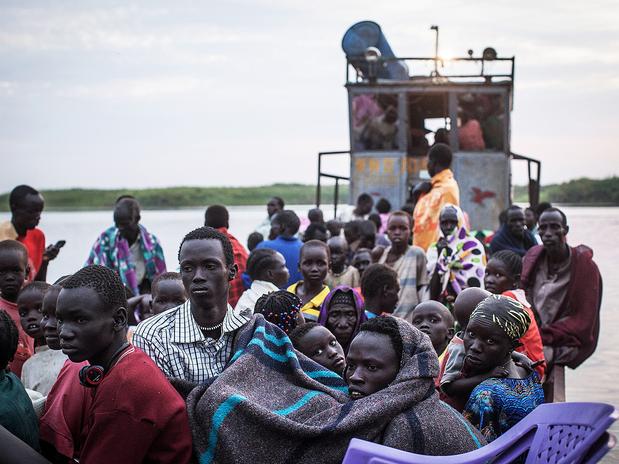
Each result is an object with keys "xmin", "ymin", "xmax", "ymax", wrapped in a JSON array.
[
  {"xmin": 298, "ymin": 240, "xmax": 329, "ymax": 286},
  {"xmin": 290, "ymin": 323, "xmax": 345, "ymax": 375},
  {"xmin": 178, "ymin": 227, "xmax": 236, "ymax": 311},
  {"xmin": 17, "ymin": 281, "xmax": 50, "ymax": 341},
  {"xmin": 303, "ymin": 223, "xmax": 328, "ymax": 243},
  {"xmin": 267, "ymin": 197, "xmax": 284, "ymax": 218},
  {"xmin": 327, "ymin": 236, "xmax": 348, "ymax": 273},
  {"xmin": 411, "ymin": 301, "xmax": 454, "ymax": 356},
  {"xmin": 308, "ymin": 208, "xmax": 324, "ymax": 225},
  {"xmin": 360, "ymin": 263, "xmax": 400, "ymax": 315},
  {"xmin": 271, "ymin": 210, "xmax": 301, "ymax": 238},
  {"xmin": 204, "ymin": 205, "xmax": 229, "ymax": 229},
  {"xmin": 346, "ymin": 317, "xmax": 402, "ymax": 399},
  {"xmin": 427, "ymin": 143, "xmax": 452, "ymax": 177},
  {"xmin": 375, "ymin": 198, "xmax": 391, "ymax": 215},
  {"xmin": 246, "ymin": 248, "xmax": 289, "ymax": 289},
  {"xmin": 539, "ymin": 207, "xmax": 569, "ymax": 254},
  {"xmin": 9, "ymin": 185, "xmax": 44, "ymax": 234},
  {"xmin": 151, "ymin": 272, "xmax": 187, "ymax": 315},
  {"xmin": 386, "ymin": 211, "xmax": 411, "ymax": 247},
  {"xmin": 0, "ymin": 240, "xmax": 29, "ymax": 302},
  {"xmin": 57, "ymin": 265, "xmax": 128, "ymax": 364},
  {"xmin": 114, "ymin": 197, "xmax": 141, "ymax": 243},
  {"xmin": 453, "ymin": 287, "xmax": 491, "ymax": 330},
  {"xmin": 506, "ymin": 205, "xmax": 526, "ymax": 239},
  {"xmin": 524, "ymin": 207, "xmax": 538, "ymax": 231},
  {"xmin": 352, "ymin": 248, "xmax": 372, "ymax": 277},
  {"xmin": 0, "ymin": 309, "xmax": 18, "ymax": 370},
  {"xmin": 355, "ymin": 193, "xmax": 374, "ymax": 216}
]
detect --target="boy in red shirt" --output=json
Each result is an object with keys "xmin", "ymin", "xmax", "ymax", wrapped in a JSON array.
[
  {"xmin": 0, "ymin": 240, "xmax": 34, "ymax": 377},
  {"xmin": 50, "ymin": 265, "xmax": 192, "ymax": 463}
]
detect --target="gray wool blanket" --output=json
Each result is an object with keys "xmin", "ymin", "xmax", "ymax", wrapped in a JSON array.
[{"xmin": 174, "ymin": 315, "xmax": 485, "ymax": 464}]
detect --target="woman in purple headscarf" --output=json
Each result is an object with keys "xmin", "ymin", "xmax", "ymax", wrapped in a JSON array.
[{"xmin": 317, "ymin": 286, "xmax": 367, "ymax": 353}]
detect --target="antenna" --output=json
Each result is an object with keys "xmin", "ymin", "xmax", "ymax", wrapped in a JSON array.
[{"xmin": 430, "ymin": 25, "xmax": 439, "ymax": 75}]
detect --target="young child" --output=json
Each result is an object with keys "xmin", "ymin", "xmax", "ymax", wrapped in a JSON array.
[
  {"xmin": 0, "ymin": 240, "xmax": 34, "ymax": 377},
  {"xmin": 411, "ymin": 300, "xmax": 455, "ymax": 362},
  {"xmin": 484, "ymin": 250, "xmax": 546, "ymax": 379},
  {"xmin": 360, "ymin": 263, "xmax": 400, "ymax": 318},
  {"xmin": 462, "ymin": 295, "xmax": 544, "ymax": 442},
  {"xmin": 19, "ymin": 281, "xmax": 69, "ymax": 397},
  {"xmin": 254, "ymin": 290, "xmax": 305, "ymax": 335},
  {"xmin": 325, "ymin": 237, "xmax": 360, "ymax": 289},
  {"xmin": 289, "ymin": 322, "xmax": 346, "ymax": 375},
  {"xmin": 287, "ymin": 240, "xmax": 331, "ymax": 322},
  {"xmin": 149, "ymin": 272, "xmax": 187, "ymax": 316},
  {"xmin": 0, "ymin": 309, "xmax": 39, "ymax": 451},
  {"xmin": 50, "ymin": 265, "xmax": 192, "ymax": 463},
  {"xmin": 351, "ymin": 248, "xmax": 372, "ymax": 277}
]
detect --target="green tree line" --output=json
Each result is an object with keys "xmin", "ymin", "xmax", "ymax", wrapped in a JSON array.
[{"xmin": 514, "ymin": 177, "xmax": 619, "ymax": 205}]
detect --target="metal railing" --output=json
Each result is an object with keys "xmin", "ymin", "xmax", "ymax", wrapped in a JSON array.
[
  {"xmin": 511, "ymin": 152, "xmax": 541, "ymax": 207},
  {"xmin": 316, "ymin": 150, "xmax": 350, "ymax": 219}
]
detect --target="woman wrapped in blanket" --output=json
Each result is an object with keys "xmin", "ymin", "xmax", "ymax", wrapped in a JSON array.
[
  {"xmin": 179, "ymin": 313, "xmax": 484, "ymax": 464},
  {"xmin": 462, "ymin": 295, "xmax": 545, "ymax": 442},
  {"xmin": 428, "ymin": 204, "xmax": 486, "ymax": 310}
]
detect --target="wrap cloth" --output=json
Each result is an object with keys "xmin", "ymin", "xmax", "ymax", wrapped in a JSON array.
[{"xmin": 174, "ymin": 315, "xmax": 485, "ymax": 463}]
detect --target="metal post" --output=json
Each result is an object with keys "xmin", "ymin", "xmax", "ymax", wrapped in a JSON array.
[
  {"xmin": 316, "ymin": 154, "xmax": 322, "ymax": 208},
  {"xmin": 430, "ymin": 25, "xmax": 439, "ymax": 75},
  {"xmin": 334, "ymin": 178, "xmax": 340, "ymax": 219}
]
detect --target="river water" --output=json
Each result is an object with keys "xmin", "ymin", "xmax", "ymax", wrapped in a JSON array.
[{"xmin": 2, "ymin": 205, "xmax": 617, "ymax": 459}]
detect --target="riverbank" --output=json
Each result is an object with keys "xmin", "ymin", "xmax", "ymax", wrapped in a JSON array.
[{"xmin": 514, "ymin": 176, "xmax": 619, "ymax": 205}]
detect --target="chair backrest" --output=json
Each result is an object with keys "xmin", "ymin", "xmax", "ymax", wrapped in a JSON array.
[{"xmin": 341, "ymin": 402, "xmax": 617, "ymax": 464}]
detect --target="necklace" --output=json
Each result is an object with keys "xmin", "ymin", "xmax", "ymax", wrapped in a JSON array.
[{"xmin": 198, "ymin": 321, "xmax": 224, "ymax": 331}]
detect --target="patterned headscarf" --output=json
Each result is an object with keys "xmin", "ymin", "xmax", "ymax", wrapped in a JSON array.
[{"xmin": 469, "ymin": 294, "xmax": 531, "ymax": 342}]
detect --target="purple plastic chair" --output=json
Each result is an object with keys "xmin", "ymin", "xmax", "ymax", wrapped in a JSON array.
[{"xmin": 342, "ymin": 402, "xmax": 617, "ymax": 464}]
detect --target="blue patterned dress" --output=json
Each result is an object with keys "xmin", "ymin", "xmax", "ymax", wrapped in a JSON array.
[{"xmin": 463, "ymin": 373, "xmax": 544, "ymax": 442}]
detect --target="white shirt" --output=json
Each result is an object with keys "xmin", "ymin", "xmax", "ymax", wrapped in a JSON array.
[
  {"xmin": 133, "ymin": 301, "xmax": 248, "ymax": 383},
  {"xmin": 234, "ymin": 280, "xmax": 280, "ymax": 316},
  {"xmin": 130, "ymin": 240, "xmax": 146, "ymax": 284},
  {"xmin": 21, "ymin": 346, "xmax": 68, "ymax": 396}
]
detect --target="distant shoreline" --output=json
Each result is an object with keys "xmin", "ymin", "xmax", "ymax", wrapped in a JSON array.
[{"xmin": 1, "ymin": 177, "xmax": 617, "ymax": 211}]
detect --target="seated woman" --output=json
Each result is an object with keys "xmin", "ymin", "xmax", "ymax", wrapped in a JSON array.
[
  {"xmin": 317, "ymin": 286, "xmax": 366, "ymax": 353},
  {"xmin": 290, "ymin": 322, "xmax": 346, "ymax": 375},
  {"xmin": 428, "ymin": 204, "xmax": 486, "ymax": 309},
  {"xmin": 179, "ymin": 313, "xmax": 484, "ymax": 463},
  {"xmin": 462, "ymin": 295, "xmax": 544, "ymax": 442},
  {"xmin": 235, "ymin": 249, "xmax": 290, "ymax": 316},
  {"xmin": 254, "ymin": 290, "xmax": 305, "ymax": 335},
  {"xmin": 484, "ymin": 250, "xmax": 546, "ymax": 379}
]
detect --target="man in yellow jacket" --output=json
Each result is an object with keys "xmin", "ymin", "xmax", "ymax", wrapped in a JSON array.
[{"xmin": 412, "ymin": 144, "xmax": 460, "ymax": 251}]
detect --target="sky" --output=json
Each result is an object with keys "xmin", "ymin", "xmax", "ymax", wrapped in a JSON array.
[{"xmin": 1, "ymin": 0, "xmax": 618, "ymax": 193}]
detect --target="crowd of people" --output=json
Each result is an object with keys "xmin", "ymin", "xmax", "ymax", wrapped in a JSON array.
[{"xmin": 0, "ymin": 144, "xmax": 603, "ymax": 463}]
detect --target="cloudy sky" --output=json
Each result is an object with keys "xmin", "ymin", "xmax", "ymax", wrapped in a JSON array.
[{"xmin": 1, "ymin": 0, "xmax": 618, "ymax": 193}]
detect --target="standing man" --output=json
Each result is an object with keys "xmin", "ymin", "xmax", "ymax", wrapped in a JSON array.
[
  {"xmin": 133, "ymin": 227, "xmax": 249, "ymax": 383},
  {"xmin": 412, "ymin": 144, "xmax": 460, "ymax": 251},
  {"xmin": 521, "ymin": 208, "xmax": 602, "ymax": 397},
  {"xmin": 255, "ymin": 210, "xmax": 304, "ymax": 286},
  {"xmin": 205, "ymin": 204, "xmax": 248, "ymax": 307},
  {"xmin": 86, "ymin": 196, "xmax": 166, "ymax": 295},
  {"xmin": 490, "ymin": 205, "xmax": 537, "ymax": 256},
  {"xmin": 255, "ymin": 197, "xmax": 284, "ymax": 239},
  {"xmin": 0, "ymin": 185, "xmax": 62, "ymax": 281}
]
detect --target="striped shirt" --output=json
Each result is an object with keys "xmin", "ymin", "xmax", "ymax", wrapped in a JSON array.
[{"xmin": 133, "ymin": 301, "xmax": 248, "ymax": 384}]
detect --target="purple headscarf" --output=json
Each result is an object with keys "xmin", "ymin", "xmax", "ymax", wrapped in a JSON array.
[{"xmin": 317, "ymin": 285, "xmax": 367, "ymax": 352}]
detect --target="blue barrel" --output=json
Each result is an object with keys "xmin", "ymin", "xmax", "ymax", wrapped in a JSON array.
[{"xmin": 342, "ymin": 21, "xmax": 409, "ymax": 80}]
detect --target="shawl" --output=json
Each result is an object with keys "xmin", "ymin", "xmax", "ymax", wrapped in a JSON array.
[
  {"xmin": 86, "ymin": 224, "xmax": 166, "ymax": 295},
  {"xmin": 317, "ymin": 286, "xmax": 367, "ymax": 352},
  {"xmin": 427, "ymin": 204, "xmax": 486, "ymax": 296},
  {"xmin": 521, "ymin": 244, "xmax": 602, "ymax": 369},
  {"xmin": 176, "ymin": 315, "xmax": 484, "ymax": 463},
  {"xmin": 489, "ymin": 224, "xmax": 537, "ymax": 257}
]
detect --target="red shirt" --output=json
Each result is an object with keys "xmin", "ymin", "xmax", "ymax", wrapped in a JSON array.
[
  {"xmin": 19, "ymin": 227, "xmax": 46, "ymax": 278},
  {"xmin": 41, "ymin": 347, "xmax": 192, "ymax": 463},
  {"xmin": 218, "ymin": 227, "xmax": 249, "ymax": 307},
  {"xmin": 1, "ymin": 297, "xmax": 34, "ymax": 377}
]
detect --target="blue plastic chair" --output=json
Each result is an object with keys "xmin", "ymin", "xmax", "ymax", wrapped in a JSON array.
[{"xmin": 342, "ymin": 402, "xmax": 617, "ymax": 464}]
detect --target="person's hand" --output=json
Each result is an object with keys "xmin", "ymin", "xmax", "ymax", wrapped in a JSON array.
[
  {"xmin": 511, "ymin": 351, "xmax": 534, "ymax": 373},
  {"xmin": 43, "ymin": 244, "xmax": 61, "ymax": 262},
  {"xmin": 411, "ymin": 181, "xmax": 432, "ymax": 203},
  {"xmin": 436, "ymin": 237, "xmax": 449, "ymax": 252}
]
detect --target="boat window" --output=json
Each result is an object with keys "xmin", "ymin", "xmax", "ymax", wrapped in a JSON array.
[
  {"xmin": 407, "ymin": 92, "xmax": 449, "ymax": 157},
  {"xmin": 457, "ymin": 93, "xmax": 505, "ymax": 151},
  {"xmin": 352, "ymin": 93, "xmax": 400, "ymax": 151}
]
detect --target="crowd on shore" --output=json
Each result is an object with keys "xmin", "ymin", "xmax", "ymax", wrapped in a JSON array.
[{"xmin": 0, "ymin": 144, "xmax": 603, "ymax": 463}]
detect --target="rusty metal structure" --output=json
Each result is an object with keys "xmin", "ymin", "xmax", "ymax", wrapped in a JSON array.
[{"xmin": 316, "ymin": 21, "xmax": 540, "ymax": 230}]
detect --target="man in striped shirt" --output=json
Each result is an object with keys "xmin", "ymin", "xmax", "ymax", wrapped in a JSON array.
[{"xmin": 133, "ymin": 227, "xmax": 249, "ymax": 383}]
